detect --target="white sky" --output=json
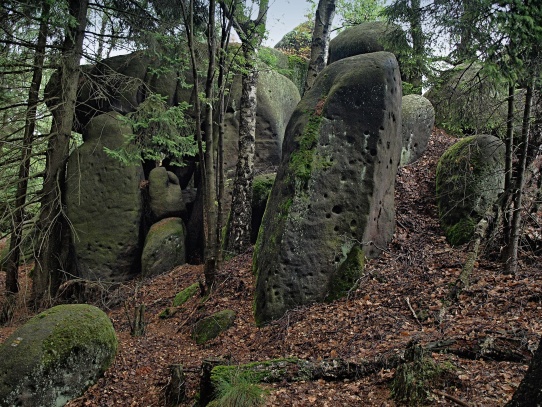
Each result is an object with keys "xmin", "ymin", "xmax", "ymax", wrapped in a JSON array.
[{"xmin": 263, "ymin": 0, "xmax": 313, "ymax": 47}]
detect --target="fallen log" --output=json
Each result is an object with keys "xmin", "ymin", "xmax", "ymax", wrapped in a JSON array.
[{"xmin": 196, "ymin": 334, "xmax": 532, "ymax": 405}]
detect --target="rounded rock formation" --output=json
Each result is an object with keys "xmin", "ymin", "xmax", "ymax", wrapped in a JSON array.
[
  {"xmin": 436, "ymin": 134, "xmax": 505, "ymax": 245},
  {"xmin": 0, "ymin": 304, "xmax": 117, "ymax": 407}
]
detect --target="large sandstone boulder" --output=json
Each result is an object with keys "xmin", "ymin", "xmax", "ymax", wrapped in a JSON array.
[
  {"xmin": 400, "ymin": 94, "xmax": 435, "ymax": 166},
  {"xmin": 141, "ymin": 217, "xmax": 186, "ymax": 277},
  {"xmin": 0, "ymin": 304, "xmax": 117, "ymax": 407},
  {"xmin": 223, "ymin": 69, "xmax": 301, "ymax": 177},
  {"xmin": 66, "ymin": 113, "xmax": 144, "ymax": 281},
  {"xmin": 328, "ymin": 22, "xmax": 410, "ymax": 79},
  {"xmin": 436, "ymin": 134, "xmax": 505, "ymax": 246},
  {"xmin": 425, "ymin": 63, "xmax": 509, "ymax": 135},
  {"xmin": 148, "ymin": 167, "xmax": 185, "ymax": 220},
  {"xmin": 253, "ymin": 51, "xmax": 402, "ymax": 324}
]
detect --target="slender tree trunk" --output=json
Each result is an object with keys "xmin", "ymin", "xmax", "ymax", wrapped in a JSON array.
[
  {"xmin": 304, "ymin": 0, "xmax": 336, "ymax": 94},
  {"xmin": 409, "ymin": 0, "xmax": 423, "ymax": 93},
  {"xmin": 180, "ymin": 0, "xmax": 220, "ymax": 287},
  {"xmin": 203, "ymin": 0, "xmax": 218, "ymax": 285},
  {"xmin": 502, "ymin": 84, "xmax": 515, "ymax": 251},
  {"xmin": 225, "ymin": 0, "xmax": 268, "ymax": 256},
  {"xmin": 505, "ymin": 78, "xmax": 535, "ymax": 274},
  {"xmin": 226, "ymin": 43, "xmax": 258, "ymax": 255},
  {"xmin": 32, "ymin": 0, "xmax": 89, "ymax": 306},
  {"xmin": 5, "ymin": 0, "xmax": 50, "ymax": 295},
  {"xmin": 216, "ymin": 16, "xmax": 232, "ymax": 266}
]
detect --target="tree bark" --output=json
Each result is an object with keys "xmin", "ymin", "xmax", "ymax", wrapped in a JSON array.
[
  {"xmin": 506, "ymin": 337, "xmax": 542, "ymax": 406},
  {"xmin": 502, "ymin": 84, "xmax": 515, "ymax": 251},
  {"xmin": 408, "ymin": 0, "xmax": 424, "ymax": 93},
  {"xmin": 224, "ymin": 0, "xmax": 268, "ymax": 256},
  {"xmin": 505, "ymin": 78, "xmax": 535, "ymax": 274},
  {"xmin": 226, "ymin": 42, "xmax": 258, "ymax": 255},
  {"xmin": 5, "ymin": 0, "xmax": 50, "ymax": 295},
  {"xmin": 304, "ymin": 0, "xmax": 336, "ymax": 94},
  {"xmin": 32, "ymin": 0, "xmax": 89, "ymax": 306}
]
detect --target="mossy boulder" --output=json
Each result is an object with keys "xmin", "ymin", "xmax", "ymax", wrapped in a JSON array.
[
  {"xmin": 436, "ymin": 134, "xmax": 505, "ymax": 246},
  {"xmin": 192, "ymin": 310, "xmax": 236, "ymax": 345},
  {"xmin": 425, "ymin": 63, "xmax": 510, "ymax": 135},
  {"xmin": 0, "ymin": 304, "xmax": 117, "ymax": 407},
  {"xmin": 400, "ymin": 94, "xmax": 435, "ymax": 166},
  {"xmin": 254, "ymin": 52, "xmax": 402, "ymax": 324},
  {"xmin": 66, "ymin": 113, "xmax": 144, "ymax": 281},
  {"xmin": 172, "ymin": 282, "xmax": 199, "ymax": 307},
  {"xmin": 141, "ymin": 217, "xmax": 186, "ymax": 278},
  {"xmin": 148, "ymin": 167, "xmax": 185, "ymax": 220},
  {"xmin": 328, "ymin": 22, "xmax": 410, "ymax": 83},
  {"xmin": 259, "ymin": 47, "xmax": 308, "ymax": 95}
]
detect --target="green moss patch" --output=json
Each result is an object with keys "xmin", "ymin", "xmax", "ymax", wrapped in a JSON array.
[
  {"xmin": 173, "ymin": 282, "xmax": 199, "ymax": 307},
  {"xmin": 326, "ymin": 245, "xmax": 366, "ymax": 302},
  {"xmin": 192, "ymin": 309, "xmax": 236, "ymax": 345},
  {"xmin": 0, "ymin": 304, "xmax": 117, "ymax": 406}
]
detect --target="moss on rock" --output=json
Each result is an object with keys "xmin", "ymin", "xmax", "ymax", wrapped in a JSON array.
[
  {"xmin": 0, "ymin": 304, "xmax": 117, "ymax": 407},
  {"xmin": 192, "ymin": 310, "xmax": 236, "ymax": 345},
  {"xmin": 326, "ymin": 245, "xmax": 365, "ymax": 302},
  {"xmin": 436, "ymin": 135, "xmax": 505, "ymax": 246},
  {"xmin": 172, "ymin": 282, "xmax": 199, "ymax": 307}
]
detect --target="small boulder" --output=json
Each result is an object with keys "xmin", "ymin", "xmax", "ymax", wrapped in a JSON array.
[
  {"xmin": 172, "ymin": 282, "xmax": 199, "ymax": 307},
  {"xmin": 0, "ymin": 304, "xmax": 117, "ymax": 407},
  {"xmin": 400, "ymin": 94, "xmax": 435, "ymax": 166},
  {"xmin": 436, "ymin": 134, "xmax": 505, "ymax": 245},
  {"xmin": 141, "ymin": 217, "xmax": 186, "ymax": 278},
  {"xmin": 148, "ymin": 167, "xmax": 185, "ymax": 220},
  {"xmin": 192, "ymin": 310, "xmax": 236, "ymax": 345}
]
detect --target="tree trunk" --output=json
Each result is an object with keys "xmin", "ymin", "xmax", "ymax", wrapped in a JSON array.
[
  {"xmin": 505, "ymin": 78, "xmax": 535, "ymax": 274},
  {"xmin": 226, "ymin": 42, "xmax": 258, "ymax": 255},
  {"xmin": 304, "ymin": 0, "xmax": 336, "ymax": 94},
  {"xmin": 502, "ymin": 84, "xmax": 515, "ymax": 251},
  {"xmin": 5, "ymin": 0, "xmax": 50, "ymax": 295},
  {"xmin": 409, "ymin": 0, "xmax": 423, "ymax": 93},
  {"xmin": 32, "ymin": 0, "xmax": 89, "ymax": 306},
  {"xmin": 225, "ymin": 0, "xmax": 268, "ymax": 257},
  {"xmin": 203, "ymin": 0, "xmax": 218, "ymax": 286},
  {"xmin": 506, "ymin": 337, "xmax": 542, "ymax": 406}
]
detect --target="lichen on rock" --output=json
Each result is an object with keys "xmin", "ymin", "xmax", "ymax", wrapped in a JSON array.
[{"xmin": 0, "ymin": 304, "xmax": 117, "ymax": 407}]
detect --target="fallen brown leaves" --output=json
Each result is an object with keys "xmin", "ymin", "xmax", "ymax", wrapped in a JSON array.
[{"xmin": 1, "ymin": 128, "xmax": 541, "ymax": 406}]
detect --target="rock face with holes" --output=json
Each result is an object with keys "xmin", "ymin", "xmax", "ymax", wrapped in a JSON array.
[
  {"xmin": 253, "ymin": 51, "xmax": 402, "ymax": 325},
  {"xmin": 0, "ymin": 304, "xmax": 117, "ymax": 407},
  {"xmin": 400, "ymin": 94, "xmax": 435, "ymax": 166},
  {"xmin": 66, "ymin": 113, "xmax": 144, "ymax": 281}
]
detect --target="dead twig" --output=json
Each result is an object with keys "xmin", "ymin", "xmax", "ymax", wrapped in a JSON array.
[
  {"xmin": 406, "ymin": 297, "xmax": 423, "ymax": 327},
  {"xmin": 433, "ymin": 389, "xmax": 473, "ymax": 407}
]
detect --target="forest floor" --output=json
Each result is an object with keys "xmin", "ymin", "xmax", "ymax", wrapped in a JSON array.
[{"xmin": 1, "ymin": 128, "xmax": 542, "ymax": 406}]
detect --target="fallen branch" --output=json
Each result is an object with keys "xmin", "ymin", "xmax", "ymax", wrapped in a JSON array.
[
  {"xmin": 406, "ymin": 297, "xmax": 423, "ymax": 327},
  {"xmin": 433, "ymin": 389, "xmax": 472, "ymax": 407}
]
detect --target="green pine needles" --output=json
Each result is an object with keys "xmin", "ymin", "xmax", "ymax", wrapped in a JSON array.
[
  {"xmin": 105, "ymin": 93, "xmax": 198, "ymax": 166},
  {"xmin": 209, "ymin": 370, "xmax": 268, "ymax": 407}
]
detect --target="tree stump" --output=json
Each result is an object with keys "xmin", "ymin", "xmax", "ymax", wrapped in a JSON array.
[{"xmin": 164, "ymin": 364, "xmax": 186, "ymax": 406}]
